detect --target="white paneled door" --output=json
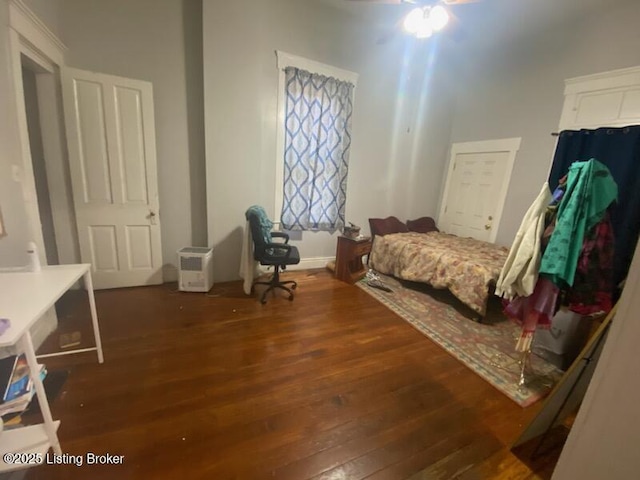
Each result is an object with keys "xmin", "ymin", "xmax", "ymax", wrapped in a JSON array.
[
  {"xmin": 61, "ymin": 68, "xmax": 162, "ymax": 289},
  {"xmin": 439, "ymin": 138, "xmax": 520, "ymax": 243}
]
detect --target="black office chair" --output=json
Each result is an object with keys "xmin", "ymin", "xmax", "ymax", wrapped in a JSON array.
[{"xmin": 246, "ymin": 206, "xmax": 300, "ymax": 304}]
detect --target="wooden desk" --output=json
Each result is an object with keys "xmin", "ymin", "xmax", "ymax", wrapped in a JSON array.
[
  {"xmin": 0, "ymin": 264, "xmax": 103, "ymax": 470},
  {"xmin": 335, "ymin": 236, "xmax": 372, "ymax": 284}
]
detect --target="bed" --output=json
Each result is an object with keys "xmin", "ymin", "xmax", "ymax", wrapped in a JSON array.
[{"xmin": 368, "ymin": 217, "xmax": 508, "ymax": 317}]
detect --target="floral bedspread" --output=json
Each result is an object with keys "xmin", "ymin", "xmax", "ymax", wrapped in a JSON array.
[{"xmin": 369, "ymin": 232, "xmax": 508, "ymax": 316}]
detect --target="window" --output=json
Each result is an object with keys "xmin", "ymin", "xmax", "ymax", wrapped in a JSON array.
[{"xmin": 275, "ymin": 52, "xmax": 358, "ymax": 231}]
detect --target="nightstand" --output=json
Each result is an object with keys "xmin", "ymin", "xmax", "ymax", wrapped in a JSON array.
[{"xmin": 335, "ymin": 236, "xmax": 372, "ymax": 284}]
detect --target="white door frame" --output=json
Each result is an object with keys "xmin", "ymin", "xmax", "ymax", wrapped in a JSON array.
[
  {"xmin": 8, "ymin": 0, "xmax": 69, "ymax": 266},
  {"xmin": 438, "ymin": 137, "xmax": 521, "ymax": 243},
  {"xmin": 7, "ymin": 0, "xmax": 69, "ymax": 347}
]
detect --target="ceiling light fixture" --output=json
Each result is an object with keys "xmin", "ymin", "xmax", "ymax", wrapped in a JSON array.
[
  {"xmin": 402, "ymin": 4, "xmax": 450, "ymax": 39},
  {"xmin": 415, "ymin": 20, "xmax": 433, "ymax": 39},
  {"xmin": 403, "ymin": 7, "xmax": 426, "ymax": 35},
  {"xmin": 429, "ymin": 5, "xmax": 450, "ymax": 32}
]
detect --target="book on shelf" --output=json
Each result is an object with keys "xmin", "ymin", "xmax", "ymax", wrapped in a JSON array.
[
  {"xmin": 0, "ymin": 356, "xmax": 16, "ymax": 397},
  {"xmin": 4, "ymin": 354, "xmax": 30, "ymax": 402},
  {"xmin": 2, "ymin": 413, "xmax": 23, "ymax": 430},
  {"xmin": 0, "ymin": 354, "xmax": 47, "ymax": 417}
]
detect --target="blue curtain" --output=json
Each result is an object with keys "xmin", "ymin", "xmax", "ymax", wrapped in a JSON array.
[
  {"xmin": 549, "ymin": 126, "xmax": 640, "ymax": 286},
  {"xmin": 281, "ymin": 67, "xmax": 354, "ymax": 231}
]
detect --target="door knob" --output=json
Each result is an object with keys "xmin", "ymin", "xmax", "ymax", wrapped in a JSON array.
[
  {"xmin": 488, "ymin": 216, "xmax": 493, "ymax": 220},
  {"xmin": 485, "ymin": 224, "xmax": 491, "ymax": 230},
  {"xmin": 149, "ymin": 210, "xmax": 157, "ymax": 225}
]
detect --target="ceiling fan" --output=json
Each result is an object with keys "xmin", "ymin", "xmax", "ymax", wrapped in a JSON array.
[{"xmin": 345, "ymin": 0, "xmax": 482, "ymax": 41}]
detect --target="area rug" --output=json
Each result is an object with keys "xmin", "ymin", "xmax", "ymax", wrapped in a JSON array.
[{"xmin": 357, "ymin": 274, "xmax": 562, "ymax": 407}]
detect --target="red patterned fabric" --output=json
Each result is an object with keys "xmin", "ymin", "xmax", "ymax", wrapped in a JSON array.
[
  {"xmin": 503, "ymin": 277, "xmax": 560, "ymax": 352},
  {"xmin": 566, "ymin": 212, "xmax": 615, "ymax": 315}
]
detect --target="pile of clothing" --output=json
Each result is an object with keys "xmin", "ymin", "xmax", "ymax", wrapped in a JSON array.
[{"xmin": 495, "ymin": 158, "xmax": 618, "ymax": 351}]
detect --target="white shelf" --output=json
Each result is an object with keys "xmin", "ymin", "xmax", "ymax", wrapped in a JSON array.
[
  {"xmin": 0, "ymin": 421, "xmax": 60, "ymax": 473},
  {"xmin": 0, "ymin": 264, "xmax": 89, "ymax": 347}
]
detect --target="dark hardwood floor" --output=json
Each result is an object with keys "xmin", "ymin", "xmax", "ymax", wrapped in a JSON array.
[{"xmin": 22, "ymin": 270, "xmax": 560, "ymax": 479}]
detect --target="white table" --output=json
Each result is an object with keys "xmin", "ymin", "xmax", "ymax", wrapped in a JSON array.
[{"xmin": 0, "ymin": 264, "xmax": 103, "ymax": 471}]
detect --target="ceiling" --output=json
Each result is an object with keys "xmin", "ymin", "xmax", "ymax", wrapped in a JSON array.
[{"xmin": 315, "ymin": 0, "xmax": 622, "ymax": 50}]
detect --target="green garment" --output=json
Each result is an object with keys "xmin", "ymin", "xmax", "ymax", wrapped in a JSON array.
[
  {"xmin": 246, "ymin": 205, "xmax": 273, "ymax": 245},
  {"xmin": 539, "ymin": 159, "xmax": 618, "ymax": 288}
]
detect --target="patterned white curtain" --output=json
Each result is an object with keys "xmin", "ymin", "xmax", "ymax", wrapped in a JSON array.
[{"xmin": 281, "ymin": 67, "xmax": 354, "ymax": 231}]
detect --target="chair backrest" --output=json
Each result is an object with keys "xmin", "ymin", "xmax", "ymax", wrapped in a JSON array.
[{"xmin": 246, "ymin": 206, "xmax": 273, "ymax": 258}]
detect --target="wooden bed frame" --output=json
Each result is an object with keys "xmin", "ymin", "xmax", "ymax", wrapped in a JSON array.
[{"xmin": 369, "ymin": 216, "xmax": 506, "ymax": 321}]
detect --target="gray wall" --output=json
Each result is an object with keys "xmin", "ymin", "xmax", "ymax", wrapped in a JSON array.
[
  {"xmin": 449, "ymin": 0, "xmax": 640, "ymax": 246},
  {"xmin": 60, "ymin": 0, "xmax": 207, "ymax": 281},
  {"xmin": 203, "ymin": 0, "xmax": 456, "ymax": 281}
]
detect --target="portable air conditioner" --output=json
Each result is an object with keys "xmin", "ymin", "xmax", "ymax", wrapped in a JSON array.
[{"xmin": 178, "ymin": 247, "xmax": 214, "ymax": 292}]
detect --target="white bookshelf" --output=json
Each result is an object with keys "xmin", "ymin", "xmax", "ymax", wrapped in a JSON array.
[
  {"xmin": 0, "ymin": 421, "xmax": 60, "ymax": 473},
  {"xmin": 0, "ymin": 265, "xmax": 104, "ymax": 471}
]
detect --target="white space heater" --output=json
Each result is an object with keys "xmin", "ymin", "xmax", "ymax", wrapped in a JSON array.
[{"xmin": 178, "ymin": 247, "xmax": 214, "ymax": 292}]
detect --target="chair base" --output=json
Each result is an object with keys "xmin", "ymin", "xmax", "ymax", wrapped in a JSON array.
[{"xmin": 252, "ymin": 265, "xmax": 297, "ymax": 304}]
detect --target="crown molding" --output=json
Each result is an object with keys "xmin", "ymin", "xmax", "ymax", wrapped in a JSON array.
[
  {"xmin": 9, "ymin": 0, "xmax": 67, "ymax": 65},
  {"xmin": 565, "ymin": 65, "xmax": 640, "ymax": 86},
  {"xmin": 564, "ymin": 65, "xmax": 640, "ymax": 95}
]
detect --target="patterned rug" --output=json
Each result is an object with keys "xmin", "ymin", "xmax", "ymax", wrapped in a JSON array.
[{"xmin": 357, "ymin": 274, "xmax": 562, "ymax": 407}]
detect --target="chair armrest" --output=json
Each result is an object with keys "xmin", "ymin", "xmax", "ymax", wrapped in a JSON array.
[
  {"xmin": 265, "ymin": 242, "xmax": 292, "ymax": 251},
  {"xmin": 271, "ymin": 231, "xmax": 290, "ymax": 243}
]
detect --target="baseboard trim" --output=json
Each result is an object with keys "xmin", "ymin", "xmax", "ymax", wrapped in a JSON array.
[
  {"xmin": 163, "ymin": 264, "xmax": 178, "ymax": 282},
  {"xmin": 291, "ymin": 256, "xmax": 334, "ymax": 270}
]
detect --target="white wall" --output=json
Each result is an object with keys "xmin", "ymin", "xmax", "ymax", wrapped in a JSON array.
[
  {"xmin": 203, "ymin": 0, "xmax": 456, "ymax": 282},
  {"xmin": 59, "ymin": 0, "xmax": 207, "ymax": 281},
  {"xmin": 449, "ymin": 0, "xmax": 640, "ymax": 246}
]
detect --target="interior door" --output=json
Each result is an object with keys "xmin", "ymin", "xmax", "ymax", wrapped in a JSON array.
[
  {"xmin": 439, "ymin": 139, "xmax": 520, "ymax": 242},
  {"xmin": 61, "ymin": 67, "xmax": 162, "ymax": 289}
]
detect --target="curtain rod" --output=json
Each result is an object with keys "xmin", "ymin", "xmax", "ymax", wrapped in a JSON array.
[{"xmin": 552, "ymin": 127, "xmax": 634, "ymax": 137}]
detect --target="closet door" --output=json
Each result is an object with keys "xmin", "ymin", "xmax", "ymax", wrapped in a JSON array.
[{"xmin": 439, "ymin": 138, "xmax": 520, "ymax": 243}]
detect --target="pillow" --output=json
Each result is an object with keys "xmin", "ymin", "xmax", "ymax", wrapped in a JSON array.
[
  {"xmin": 368, "ymin": 217, "xmax": 409, "ymax": 238},
  {"xmin": 406, "ymin": 217, "xmax": 439, "ymax": 234}
]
